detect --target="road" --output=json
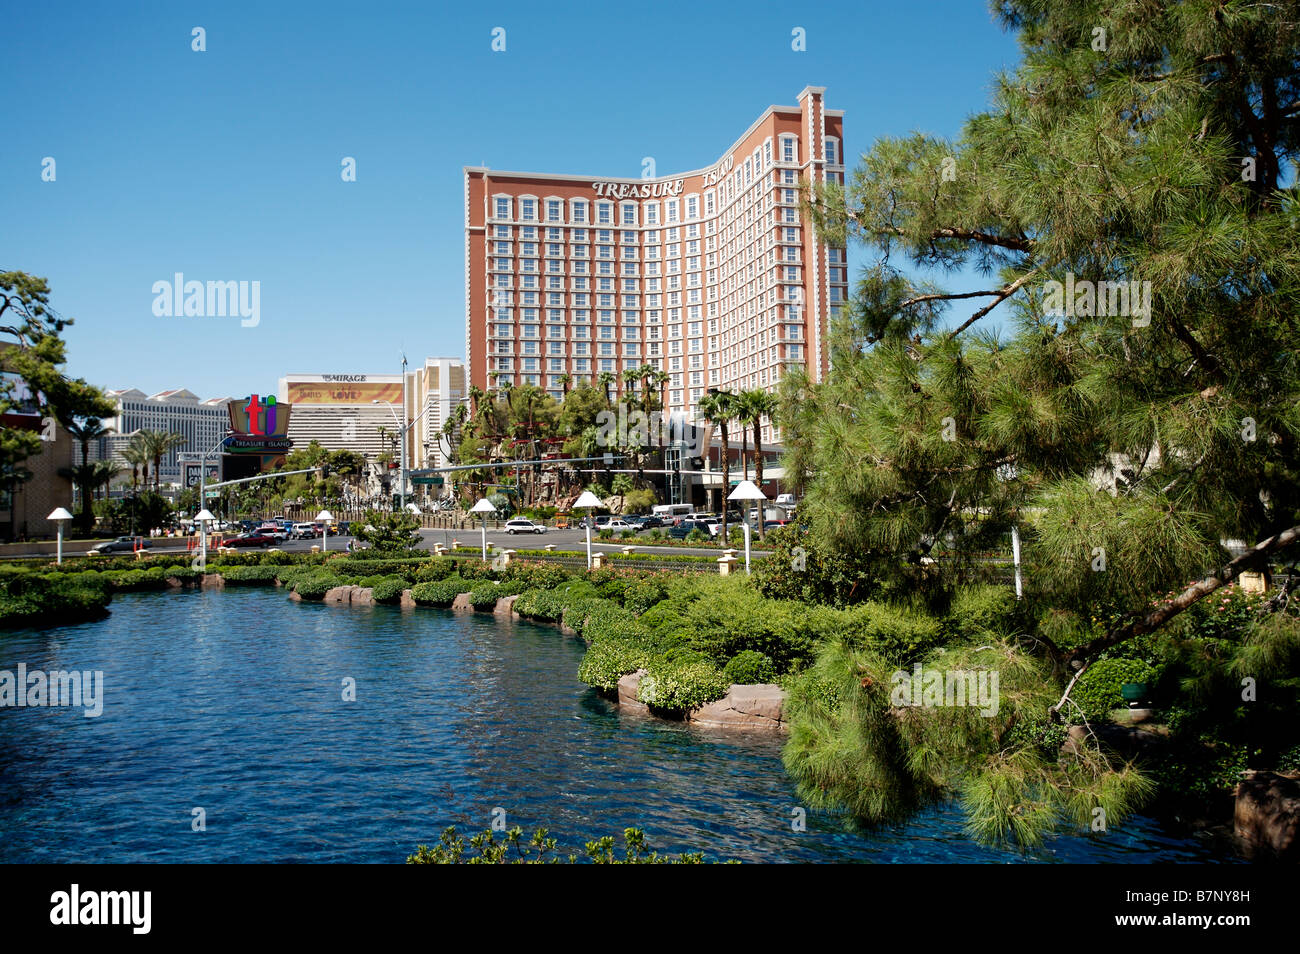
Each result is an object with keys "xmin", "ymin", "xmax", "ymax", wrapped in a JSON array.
[{"xmin": 2, "ymin": 527, "xmax": 770, "ymax": 561}]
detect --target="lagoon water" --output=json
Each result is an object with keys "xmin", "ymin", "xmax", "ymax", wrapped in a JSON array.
[{"xmin": 0, "ymin": 589, "xmax": 1233, "ymax": 863}]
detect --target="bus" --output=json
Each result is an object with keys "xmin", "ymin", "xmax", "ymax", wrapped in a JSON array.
[{"xmin": 651, "ymin": 503, "xmax": 693, "ymax": 523}]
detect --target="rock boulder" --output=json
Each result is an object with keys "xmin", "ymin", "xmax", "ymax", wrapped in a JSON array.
[
  {"xmin": 689, "ymin": 684, "xmax": 786, "ymax": 730},
  {"xmin": 1234, "ymin": 770, "xmax": 1300, "ymax": 860}
]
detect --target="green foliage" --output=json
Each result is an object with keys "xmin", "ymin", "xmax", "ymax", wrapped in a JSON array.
[
  {"xmin": 943, "ymin": 585, "xmax": 1021, "ymax": 641},
  {"xmin": 637, "ymin": 659, "xmax": 730, "ymax": 712},
  {"xmin": 292, "ymin": 570, "xmax": 344, "ymax": 600},
  {"xmin": 369, "ymin": 576, "xmax": 409, "ymax": 604},
  {"xmin": 577, "ymin": 638, "xmax": 647, "ymax": 692},
  {"xmin": 722, "ymin": 650, "xmax": 777, "ymax": 685},
  {"xmin": 218, "ymin": 565, "xmax": 281, "ymax": 586},
  {"xmin": 350, "ymin": 510, "xmax": 422, "ymax": 552},
  {"xmin": 406, "ymin": 826, "xmax": 711, "ymax": 864},
  {"xmin": 469, "ymin": 583, "xmax": 503, "ymax": 609},
  {"xmin": 1072, "ymin": 658, "xmax": 1158, "ymax": 720},
  {"xmin": 409, "ymin": 578, "xmax": 466, "ymax": 607},
  {"xmin": 0, "ymin": 571, "xmax": 111, "ymax": 627}
]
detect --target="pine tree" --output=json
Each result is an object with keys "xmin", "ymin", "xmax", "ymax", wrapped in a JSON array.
[{"xmin": 782, "ymin": 0, "xmax": 1300, "ymax": 845}]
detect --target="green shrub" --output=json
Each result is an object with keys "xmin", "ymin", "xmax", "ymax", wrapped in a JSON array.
[
  {"xmin": 502, "ymin": 562, "xmax": 570, "ymax": 589},
  {"xmin": 0, "ymin": 572, "xmax": 111, "ymax": 627},
  {"xmin": 577, "ymin": 639, "xmax": 647, "ymax": 692},
  {"xmin": 686, "ymin": 528, "xmax": 707, "ymax": 543},
  {"xmin": 1073, "ymin": 658, "xmax": 1158, "ymax": 720},
  {"xmin": 293, "ymin": 570, "xmax": 344, "ymax": 600},
  {"xmin": 410, "ymin": 578, "xmax": 467, "ymax": 607},
  {"xmin": 836, "ymin": 601, "xmax": 945, "ymax": 663},
  {"xmin": 944, "ymin": 585, "xmax": 1020, "ymax": 640},
  {"xmin": 470, "ymin": 583, "xmax": 503, "ymax": 609},
  {"xmin": 220, "ymin": 565, "xmax": 280, "ymax": 586},
  {"xmin": 413, "ymin": 559, "xmax": 456, "ymax": 583},
  {"xmin": 512, "ymin": 587, "xmax": 567, "ymax": 621},
  {"xmin": 722, "ymin": 650, "xmax": 777, "ymax": 685},
  {"xmin": 637, "ymin": 659, "xmax": 730, "ymax": 712},
  {"xmin": 370, "ymin": 576, "xmax": 409, "ymax": 604}
]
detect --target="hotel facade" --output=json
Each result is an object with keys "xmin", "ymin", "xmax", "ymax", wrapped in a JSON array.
[{"xmin": 464, "ymin": 86, "xmax": 847, "ymax": 444}]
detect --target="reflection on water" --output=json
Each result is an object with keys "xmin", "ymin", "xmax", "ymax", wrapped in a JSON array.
[{"xmin": 0, "ymin": 589, "xmax": 1234, "ymax": 863}]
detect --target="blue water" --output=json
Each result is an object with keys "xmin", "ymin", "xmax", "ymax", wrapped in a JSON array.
[{"xmin": 0, "ymin": 589, "xmax": 1233, "ymax": 863}]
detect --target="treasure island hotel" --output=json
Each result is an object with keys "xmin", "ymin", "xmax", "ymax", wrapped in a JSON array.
[{"xmin": 464, "ymin": 86, "xmax": 847, "ymax": 447}]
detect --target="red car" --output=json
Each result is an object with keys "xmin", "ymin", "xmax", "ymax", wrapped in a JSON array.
[{"xmin": 223, "ymin": 531, "xmax": 278, "ymax": 548}]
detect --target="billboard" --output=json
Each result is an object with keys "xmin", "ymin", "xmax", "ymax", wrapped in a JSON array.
[
  {"xmin": 182, "ymin": 462, "xmax": 220, "ymax": 488},
  {"xmin": 285, "ymin": 380, "xmax": 402, "ymax": 406}
]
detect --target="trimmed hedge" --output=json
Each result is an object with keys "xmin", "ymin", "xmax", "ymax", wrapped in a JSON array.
[
  {"xmin": 410, "ymin": 578, "xmax": 467, "ymax": 607},
  {"xmin": 636, "ymin": 659, "xmax": 730, "ymax": 712},
  {"xmin": 219, "ymin": 565, "xmax": 281, "ymax": 586},
  {"xmin": 723, "ymin": 650, "xmax": 777, "ymax": 685},
  {"xmin": 293, "ymin": 570, "xmax": 345, "ymax": 600}
]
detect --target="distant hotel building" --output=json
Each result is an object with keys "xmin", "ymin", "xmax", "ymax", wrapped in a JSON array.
[
  {"xmin": 464, "ymin": 85, "xmax": 847, "ymax": 442},
  {"xmin": 279, "ymin": 358, "xmax": 466, "ymax": 470},
  {"xmin": 98, "ymin": 389, "xmax": 233, "ymax": 484}
]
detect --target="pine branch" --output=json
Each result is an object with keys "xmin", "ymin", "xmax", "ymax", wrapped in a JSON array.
[
  {"xmin": 1064, "ymin": 523, "xmax": 1300, "ymax": 664},
  {"xmin": 946, "ymin": 271, "xmax": 1038, "ymax": 338}
]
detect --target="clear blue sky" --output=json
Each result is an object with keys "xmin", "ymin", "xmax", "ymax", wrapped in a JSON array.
[{"xmin": 1, "ymin": 1, "xmax": 1022, "ymax": 401}]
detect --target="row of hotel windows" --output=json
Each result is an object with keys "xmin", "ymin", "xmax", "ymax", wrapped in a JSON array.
[
  {"xmin": 495, "ymin": 346, "xmax": 803, "ymax": 373},
  {"xmin": 490, "ymin": 139, "xmax": 842, "ymax": 227}
]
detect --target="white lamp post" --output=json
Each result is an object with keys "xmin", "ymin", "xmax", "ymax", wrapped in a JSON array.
[
  {"xmin": 47, "ymin": 507, "xmax": 73, "ymax": 565},
  {"xmin": 195, "ymin": 508, "xmax": 215, "ymax": 568},
  {"xmin": 1011, "ymin": 525, "xmax": 1023, "ymax": 599},
  {"xmin": 573, "ymin": 490, "xmax": 605, "ymax": 570},
  {"xmin": 316, "ymin": 509, "xmax": 334, "ymax": 552},
  {"xmin": 469, "ymin": 498, "xmax": 497, "ymax": 562},
  {"xmin": 727, "ymin": 480, "xmax": 767, "ymax": 575}
]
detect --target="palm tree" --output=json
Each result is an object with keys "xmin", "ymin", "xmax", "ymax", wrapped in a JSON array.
[
  {"xmin": 598, "ymin": 372, "xmax": 616, "ymax": 408},
  {"xmin": 620, "ymin": 368, "xmax": 641, "ymax": 409},
  {"xmin": 91, "ymin": 461, "xmax": 124, "ymax": 501},
  {"xmin": 697, "ymin": 389, "xmax": 737, "ymax": 541},
  {"xmin": 63, "ymin": 417, "xmax": 113, "ymax": 530},
  {"xmin": 122, "ymin": 438, "xmax": 148, "ymax": 492},
  {"xmin": 558, "ymin": 373, "xmax": 572, "ymax": 397},
  {"xmin": 738, "ymin": 388, "xmax": 779, "ymax": 537},
  {"xmin": 138, "ymin": 429, "xmax": 187, "ymax": 492}
]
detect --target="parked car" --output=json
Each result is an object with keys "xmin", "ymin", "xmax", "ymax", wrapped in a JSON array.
[
  {"xmin": 603, "ymin": 518, "xmax": 637, "ymax": 532},
  {"xmin": 291, "ymin": 523, "xmax": 319, "ymax": 539},
  {"xmin": 223, "ymin": 532, "xmax": 278, "ymax": 548},
  {"xmin": 256, "ymin": 524, "xmax": 288, "ymax": 542},
  {"xmin": 89, "ymin": 536, "xmax": 151, "ymax": 554},
  {"xmin": 668, "ymin": 519, "xmax": 716, "ymax": 540},
  {"xmin": 593, "ymin": 514, "xmax": 613, "ymax": 528},
  {"xmin": 763, "ymin": 520, "xmax": 790, "ymax": 531},
  {"xmin": 504, "ymin": 518, "xmax": 547, "ymax": 535},
  {"xmin": 627, "ymin": 514, "xmax": 664, "ymax": 530}
]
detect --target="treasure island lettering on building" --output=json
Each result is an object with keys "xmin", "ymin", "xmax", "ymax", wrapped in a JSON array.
[{"xmin": 464, "ymin": 86, "xmax": 847, "ymax": 447}]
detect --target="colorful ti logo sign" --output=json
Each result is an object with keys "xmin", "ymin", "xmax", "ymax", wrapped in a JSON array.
[{"xmin": 230, "ymin": 394, "xmax": 290, "ymax": 438}]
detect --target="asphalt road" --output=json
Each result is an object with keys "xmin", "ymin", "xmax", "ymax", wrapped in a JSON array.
[{"xmin": 3, "ymin": 527, "xmax": 769, "ymax": 560}]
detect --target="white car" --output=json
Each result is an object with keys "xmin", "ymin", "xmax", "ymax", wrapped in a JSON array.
[
  {"xmin": 604, "ymin": 519, "xmax": 637, "ymax": 532},
  {"xmin": 505, "ymin": 518, "xmax": 546, "ymax": 535}
]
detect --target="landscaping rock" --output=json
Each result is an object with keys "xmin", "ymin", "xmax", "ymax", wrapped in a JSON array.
[
  {"xmin": 201, "ymin": 573, "xmax": 223, "ymax": 588},
  {"xmin": 617, "ymin": 669, "xmax": 649, "ymax": 711},
  {"xmin": 351, "ymin": 587, "xmax": 375, "ymax": 607},
  {"xmin": 451, "ymin": 592, "xmax": 473, "ymax": 612},
  {"xmin": 689, "ymin": 684, "xmax": 786, "ymax": 729},
  {"xmin": 1234, "ymin": 770, "xmax": 1300, "ymax": 861},
  {"xmin": 323, "ymin": 585, "xmax": 355, "ymax": 605},
  {"xmin": 495, "ymin": 594, "xmax": 519, "ymax": 617},
  {"xmin": 400, "ymin": 588, "xmax": 417, "ymax": 609},
  {"xmin": 288, "ymin": 590, "xmax": 303, "ymax": 602}
]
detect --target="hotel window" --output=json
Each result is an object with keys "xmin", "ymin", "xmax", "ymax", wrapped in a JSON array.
[
  {"xmin": 686, "ymin": 196, "xmax": 698, "ymax": 219},
  {"xmin": 764, "ymin": 140, "xmax": 772, "ymax": 166},
  {"xmin": 704, "ymin": 192, "xmax": 714, "ymax": 215},
  {"xmin": 521, "ymin": 198, "xmax": 537, "ymax": 221},
  {"xmin": 547, "ymin": 199, "xmax": 562, "ymax": 222},
  {"xmin": 621, "ymin": 203, "xmax": 637, "ymax": 225},
  {"xmin": 549, "ymin": 342, "xmax": 564, "ymax": 354},
  {"xmin": 575, "ymin": 359, "xmax": 589, "ymax": 371},
  {"xmin": 495, "ymin": 197, "xmax": 511, "ymax": 219},
  {"xmin": 572, "ymin": 201, "xmax": 587, "ymax": 224},
  {"xmin": 597, "ymin": 202, "xmax": 613, "ymax": 224},
  {"xmin": 600, "ymin": 343, "xmax": 614, "ymax": 356},
  {"xmin": 494, "ymin": 225, "xmax": 510, "ymax": 238},
  {"xmin": 523, "ymin": 341, "xmax": 538, "ymax": 354},
  {"xmin": 825, "ymin": 138, "xmax": 839, "ymax": 165},
  {"xmin": 523, "ymin": 359, "xmax": 539, "ymax": 371},
  {"xmin": 781, "ymin": 136, "xmax": 797, "ymax": 163},
  {"xmin": 645, "ymin": 202, "xmax": 658, "ymax": 225},
  {"xmin": 665, "ymin": 200, "xmax": 679, "ymax": 224},
  {"xmin": 624, "ymin": 343, "xmax": 640, "ymax": 356},
  {"xmin": 521, "ymin": 226, "xmax": 536, "ymax": 239}
]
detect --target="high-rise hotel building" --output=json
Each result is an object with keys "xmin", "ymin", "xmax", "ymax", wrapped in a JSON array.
[{"xmin": 464, "ymin": 86, "xmax": 847, "ymax": 440}]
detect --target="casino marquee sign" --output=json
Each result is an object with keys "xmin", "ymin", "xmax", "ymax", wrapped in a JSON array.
[{"xmin": 227, "ymin": 394, "xmax": 293, "ymax": 455}]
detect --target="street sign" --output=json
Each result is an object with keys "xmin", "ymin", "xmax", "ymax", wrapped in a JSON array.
[{"xmin": 411, "ymin": 476, "xmax": 443, "ymax": 485}]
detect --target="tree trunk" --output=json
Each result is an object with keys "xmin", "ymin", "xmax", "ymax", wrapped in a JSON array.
[{"xmin": 719, "ymin": 425, "xmax": 730, "ymax": 541}]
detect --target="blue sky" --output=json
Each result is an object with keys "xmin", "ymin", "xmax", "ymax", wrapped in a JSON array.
[{"xmin": 1, "ymin": 1, "xmax": 1022, "ymax": 400}]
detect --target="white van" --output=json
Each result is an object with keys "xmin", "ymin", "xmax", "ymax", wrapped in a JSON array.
[{"xmin": 652, "ymin": 503, "xmax": 693, "ymax": 522}]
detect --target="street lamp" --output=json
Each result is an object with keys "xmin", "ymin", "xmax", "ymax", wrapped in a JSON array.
[
  {"xmin": 47, "ymin": 507, "xmax": 73, "ymax": 565},
  {"xmin": 316, "ymin": 509, "xmax": 334, "ymax": 552},
  {"xmin": 469, "ymin": 497, "xmax": 497, "ymax": 562},
  {"xmin": 727, "ymin": 479, "xmax": 767, "ymax": 575},
  {"xmin": 573, "ymin": 490, "xmax": 605, "ymax": 570},
  {"xmin": 195, "ymin": 508, "xmax": 215, "ymax": 569}
]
